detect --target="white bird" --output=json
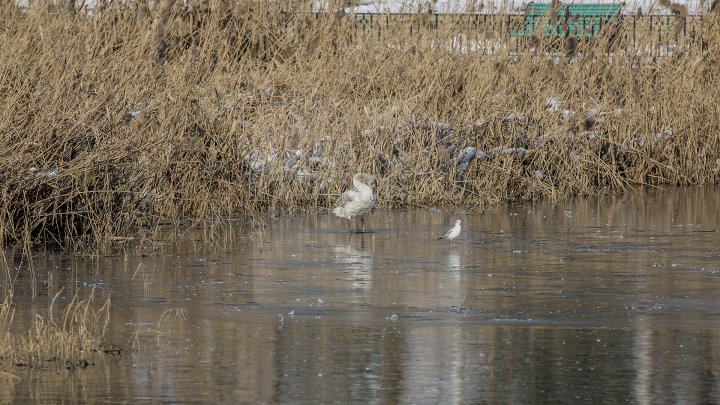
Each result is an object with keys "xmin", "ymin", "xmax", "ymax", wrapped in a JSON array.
[
  {"xmin": 333, "ymin": 173, "xmax": 377, "ymax": 232},
  {"xmin": 438, "ymin": 219, "xmax": 461, "ymax": 246}
]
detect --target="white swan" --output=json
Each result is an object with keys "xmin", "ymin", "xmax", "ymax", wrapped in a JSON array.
[
  {"xmin": 333, "ymin": 173, "xmax": 377, "ymax": 232},
  {"xmin": 438, "ymin": 219, "xmax": 461, "ymax": 245}
]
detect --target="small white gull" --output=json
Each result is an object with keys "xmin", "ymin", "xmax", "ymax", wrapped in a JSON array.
[
  {"xmin": 438, "ymin": 219, "xmax": 461, "ymax": 246},
  {"xmin": 333, "ymin": 172, "xmax": 377, "ymax": 232}
]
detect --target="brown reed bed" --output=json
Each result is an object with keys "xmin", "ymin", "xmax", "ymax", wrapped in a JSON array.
[
  {"xmin": 0, "ymin": 288, "xmax": 119, "ymax": 374},
  {"xmin": 0, "ymin": 0, "xmax": 718, "ymax": 248}
]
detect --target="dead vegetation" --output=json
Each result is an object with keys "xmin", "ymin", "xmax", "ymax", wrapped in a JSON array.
[
  {"xmin": 0, "ymin": 0, "xmax": 718, "ymax": 248},
  {"xmin": 0, "ymin": 288, "xmax": 118, "ymax": 374}
]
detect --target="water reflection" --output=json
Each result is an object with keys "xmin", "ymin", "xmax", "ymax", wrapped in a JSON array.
[
  {"xmin": 2, "ymin": 186, "xmax": 719, "ymax": 403},
  {"xmin": 333, "ymin": 233, "xmax": 374, "ymax": 291}
]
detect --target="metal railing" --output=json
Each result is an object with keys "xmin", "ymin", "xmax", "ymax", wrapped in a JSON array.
[{"xmin": 350, "ymin": 13, "xmax": 713, "ymax": 54}]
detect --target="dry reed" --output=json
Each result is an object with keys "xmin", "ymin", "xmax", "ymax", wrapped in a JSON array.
[
  {"xmin": 0, "ymin": 288, "xmax": 116, "ymax": 373},
  {"xmin": 0, "ymin": 1, "xmax": 718, "ymax": 248}
]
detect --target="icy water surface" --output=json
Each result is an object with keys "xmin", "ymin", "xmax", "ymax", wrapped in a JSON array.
[{"xmin": 3, "ymin": 186, "xmax": 720, "ymax": 403}]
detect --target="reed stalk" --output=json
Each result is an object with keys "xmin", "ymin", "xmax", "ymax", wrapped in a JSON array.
[
  {"xmin": 0, "ymin": 288, "xmax": 115, "ymax": 372},
  {"xmin": 0, "ymin": 1, "xmax": 718, "ymax": 248}
]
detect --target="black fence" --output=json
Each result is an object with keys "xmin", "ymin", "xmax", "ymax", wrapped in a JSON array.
[{"xmin": 350, "ymin": 13, "xmax": 713, "ymax": 54}]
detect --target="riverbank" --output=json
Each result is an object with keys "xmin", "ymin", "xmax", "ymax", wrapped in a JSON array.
[{"xmin": 1, "ymin": 1, "xmax": 718, "ymax": 247}]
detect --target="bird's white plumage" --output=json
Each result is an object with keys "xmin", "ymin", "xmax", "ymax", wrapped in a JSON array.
[
  {"xmin": 333, "ymin": 173, "xmax": 377, "ymax": 220},
  {"xmin": 439, "ymin": 219, "xmax": 461, "ymax": 243}
]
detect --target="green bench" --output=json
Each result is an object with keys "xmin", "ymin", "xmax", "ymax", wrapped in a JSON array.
[{"xmin": 515, "ymin": 2, "xmax": 623, "ymax": 38}]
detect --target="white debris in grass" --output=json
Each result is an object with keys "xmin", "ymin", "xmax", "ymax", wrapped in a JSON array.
[
  {"xmin": 436, "ymin": 121, "xmax": 453, "ymax": 138},
  {"xmin": 243, "ymin": 149, "xmax": 276, "ymax": 172},
  {"xmin": 623, "ymin": 128, "xmax": 675, "ymax": 151},
  {"xmin": 503, "ymin": 113, "xmax": 525, "ymax": 122},
  {"xmin": 545, "ymin": 98, "xmax": 572, "ymax": 120},
  {"xmin": 29, "ymin": 168, "xmax": 59, "ymax": 180},
  {"xmin": 284, "ymin": 149, "xmax": 302, "ymax": 172},
  {"xmin": 651, "ymin": 128, "xmax": 674, "ymax": 142},
  {"xmin": 456, "ymin": 147, "xmax": 477, "ymax": 173},
  {"xmin": 545, "ymin": 97, "xmax": 563, "ymax": 112},
  {"xmin": 474, "ymin": 117, "xmax": 488, "ymax": 127},
  {"xmin": 585, "ymin": 108, "xmax": 601, "ymax": 125}
]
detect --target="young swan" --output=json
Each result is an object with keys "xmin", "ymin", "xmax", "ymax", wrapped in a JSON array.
[
  {"xmin": 438, "ymin": 219, "xmax": 462, "ymax": 246},
  {"xmin": 333, "ymin": 173, "xmax": 377, "ymax": 232}
]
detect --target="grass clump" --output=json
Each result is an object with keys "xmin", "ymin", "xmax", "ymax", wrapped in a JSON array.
[
  {"xmin": 0, "ymin": 1, "xmax": 719, "ymax": 248},
  {"xmin": 0, "ymin": 288, "xmax": 117, "ymax": 373}
]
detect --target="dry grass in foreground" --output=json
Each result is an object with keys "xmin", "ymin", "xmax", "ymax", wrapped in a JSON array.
[
  {"xmin": 0, "ymin": 289, "xmax": 119, "ymax": 374},
  {"xmin": 0, "ymin": 1, "xmax": 719, "ymax": 248}
]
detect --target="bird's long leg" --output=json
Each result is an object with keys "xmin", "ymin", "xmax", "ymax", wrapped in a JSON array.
[{"xmin": 360, "ymin": 217, "xmax": 366, "ymax": 233}]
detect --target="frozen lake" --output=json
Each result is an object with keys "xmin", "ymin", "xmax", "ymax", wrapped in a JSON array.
[{"xmin": 3, "ymin": 186, "xmax": 719, "ymax": 403}]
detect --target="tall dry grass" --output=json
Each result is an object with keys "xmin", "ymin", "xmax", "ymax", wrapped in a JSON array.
[
  {"xmin": 0, "ymin": 288, "xmax": 116, "ymax": 373},
  {"xmin": 0, "ymin": 1, "xmax": 719, "ymax": 247}
]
